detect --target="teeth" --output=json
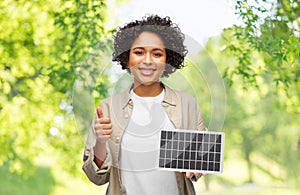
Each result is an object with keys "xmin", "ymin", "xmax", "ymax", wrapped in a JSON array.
[
  {"xmin": 140, "ymin": 69, "xmax": 154, "ymax": 74},
  {"xmin": 142, "ymin": 69, "xmax": 152, "ymax": 73}
]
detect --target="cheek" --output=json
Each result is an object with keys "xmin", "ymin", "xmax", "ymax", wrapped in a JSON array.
[
  {"xmin": 128, "ymin": 55, "xmax": 141, "ymax": 68},
  {"xmin": 127, "ymin": 58, "xmax": 135, "ymax": 68},
  {"xmin": 157, "ymin": 64, "xmax": 166, "ymax": 75},
  {"xmin": 153, "ymin": 56, "xmax": 166, "ymax": 66},
  {"xmin": 159, "ymin": 63, "xmax": 166, "ymax": 69}
]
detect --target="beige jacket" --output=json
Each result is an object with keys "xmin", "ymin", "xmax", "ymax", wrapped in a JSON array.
[{"xmin": 82, "ymin": 84, "xmax": 206, "ymax": 195}]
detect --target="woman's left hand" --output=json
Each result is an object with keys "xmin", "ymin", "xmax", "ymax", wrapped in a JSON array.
[{"xmin": 185, "ymin": 172, "xmax": 206, "ymax": 179}]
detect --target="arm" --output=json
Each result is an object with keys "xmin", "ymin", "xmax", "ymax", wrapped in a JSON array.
[
  {"xmin": 82, "ymin": 106, "xmax": 113, "ymax": 185},
  {"xmin": 93, "ymin": 141, "xmax": 107, "ymax": 168},
  {"xmin": 93, "ymin": 107, "xmax": 112, "ymax": 168}
]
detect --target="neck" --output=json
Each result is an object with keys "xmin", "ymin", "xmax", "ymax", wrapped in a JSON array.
[{"xmin": 133, "ymin": 82, "xmax": 163, "ymax": 97}]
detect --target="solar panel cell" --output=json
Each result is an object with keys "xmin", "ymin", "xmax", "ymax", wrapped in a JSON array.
[{"xmin": 158, "ymin": 129, "xmax": 224, "ymax": 174}]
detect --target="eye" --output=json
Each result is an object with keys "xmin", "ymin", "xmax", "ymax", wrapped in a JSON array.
[
  {"xmin": 153, "ymin": 52, "xmax": 163, "ymax": 57},
  {"xmin": 134, "ymin": 51, "xmax": 144, "ymax": 55}
]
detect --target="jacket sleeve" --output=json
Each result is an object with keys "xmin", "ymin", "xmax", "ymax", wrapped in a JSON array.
[
  {"xmin": 185, "ymin": 92, "xmax": 206, "ymax": 131},
  {"xmin": 82, "ymin": 112, "xmax": 112, "ymax": 185},
  {"xmin": 196, "ymin": 101, "xmax": 206, "ymax": 131}
]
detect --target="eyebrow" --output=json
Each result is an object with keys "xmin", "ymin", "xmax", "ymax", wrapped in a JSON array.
[{"xmin": 132, "ymin": 47, "xmax": 165, "ymax": 52}]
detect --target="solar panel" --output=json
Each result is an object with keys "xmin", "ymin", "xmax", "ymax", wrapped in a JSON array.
[{"xmin": 158, "ymin": 129, "xmax": 225, "ymax": 174}]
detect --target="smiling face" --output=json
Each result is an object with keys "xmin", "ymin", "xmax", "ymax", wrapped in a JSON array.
[{"xmin": 128, "ymin": 31, "xmax": 166, "ymax": 88}]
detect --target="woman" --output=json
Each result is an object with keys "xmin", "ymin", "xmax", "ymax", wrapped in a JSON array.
[{"xmin": 82, "ymin": 14, "xmax": 206, "ymax": 195}]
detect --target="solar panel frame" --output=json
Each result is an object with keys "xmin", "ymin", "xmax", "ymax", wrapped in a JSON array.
[{"xmin": 158, "ymin": 129, "xmax": 225, "ymax": 174}]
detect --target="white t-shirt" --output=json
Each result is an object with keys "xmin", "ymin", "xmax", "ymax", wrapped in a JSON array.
[{"xmin": 120, "ymin": 90, "xmax": 179, "ymax": 195}]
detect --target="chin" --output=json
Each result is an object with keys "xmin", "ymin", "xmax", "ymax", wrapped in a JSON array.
[{"xmin": 135, "ymin": 79, "xmax": 160, "ymax": 86}]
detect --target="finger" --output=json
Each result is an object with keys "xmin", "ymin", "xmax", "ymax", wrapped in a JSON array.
[
  {"xmin": 100, "ymin": 124, "xmax": 112, "ymax": 130},
  {"xmin": 98, "ymin": 117, "xmax": 111, "ymax": 124},
  {"xmin": 97, "ymin": 131, "xmax": 112, "ymax": 137},
  {"xmin": 96, "ymin": 129, "xmax": 112, "ymax": 136},
  {"xmin": 98, "ymin": 129, "xmax": 112, "ymax": 136},
  {"xmin": 97, "ymin": 106, "xmax": 104, "ymax": 118},
  {"xmin": 96, "ymin": 130, "xmax": 112, "ymax": 137},
  {"xmin": 95, "ymin": 118, "xmax": 111, "ymax": 125},
  {"xmin": 94, "ymin": 123, "xmax": 112, "ymax": 131},
  {"xmin": 103, "ymin": 129, "xmax": 113, "ymax": 135},
  {"xmin": 185, "ymin": 172, "xmax": 191, "ymax": 178},
  {"xmin": 193, "ymin": 172, "xmax": 199, "ymax": 177}
]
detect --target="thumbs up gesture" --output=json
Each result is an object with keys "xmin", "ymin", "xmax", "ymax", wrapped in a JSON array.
[{"xmin": 94, "ymin": 106, "xmax": 112, "ymax": 143}]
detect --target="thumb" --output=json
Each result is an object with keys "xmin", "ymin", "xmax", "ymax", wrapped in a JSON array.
[{"xmin": 96, "ymin": 106, "xmax": 104, "ymax": 118}]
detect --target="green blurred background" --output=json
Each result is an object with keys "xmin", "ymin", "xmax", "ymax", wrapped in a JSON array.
[{"xmin": 0, "ymin": 0, "xmax": 299, "ymax": 194}]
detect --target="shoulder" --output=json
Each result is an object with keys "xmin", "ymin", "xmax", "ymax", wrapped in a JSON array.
[
  {"xmin": 163, "ymin": 84, "xmax": 198, "ymax": 108},
  {"xmin": 176, "ymin": 90, "xmax": 196, "ymax": 100},
  {"xmin": 169, "ymin": 87, "xmax": 197, "ymax": 104}
]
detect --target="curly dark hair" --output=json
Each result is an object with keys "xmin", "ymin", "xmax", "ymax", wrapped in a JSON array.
[{"xmin": 112, "ymin": 14, "xmax": 188, "ymax": 77}]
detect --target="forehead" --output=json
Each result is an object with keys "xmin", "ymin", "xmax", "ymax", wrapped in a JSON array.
[{"xmin": 131, "ymin": 31, "xmax": 165, "ymax": 48}]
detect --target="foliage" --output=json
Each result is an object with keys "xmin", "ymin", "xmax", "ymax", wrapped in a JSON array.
[
  {"xmin": 49, "ymin": 0, "xmax": 114, "ymax": 175},
  {"xmin": 220, "ymin": 2, "xmax": 300, "ymax": 186},
  {"xmin": 0, "ymin": 0, "xmax": 113, "ymax": 177},
  {"xmin": 0, "ymin": 163, "xmax": 55, "ymax": 194},
  {"xmin": 50, "ymin": 0, "xmax": 113, "ymax": 93},
  {"xmin": 0, "ymin": 0, "xmax": 63, "ymax": 175},
  {"xmin": 205, "ymin": 33, "xmax": 300, "ymax": 187},
  {"xmin": 223, "ymin": 0, "xmax": 300, "ymax": 96},
  {"xmin": 1, "ymin": 0, "xmax": 299, "ymax": 192}
]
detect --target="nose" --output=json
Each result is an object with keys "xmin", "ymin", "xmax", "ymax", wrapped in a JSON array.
[{"xmin": 143, "ymin": 52, "xmax": 152, "ymax": 65}]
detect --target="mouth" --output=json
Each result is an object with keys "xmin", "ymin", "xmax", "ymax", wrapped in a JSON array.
[{"xmin": 138, "ymin": 68, "xmax": 156, "ymax": 76}]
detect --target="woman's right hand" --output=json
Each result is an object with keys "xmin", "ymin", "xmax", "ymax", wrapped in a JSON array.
[{"xmin": 94, "ymin": 107, "xmax": 112, "ymax": 143}]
